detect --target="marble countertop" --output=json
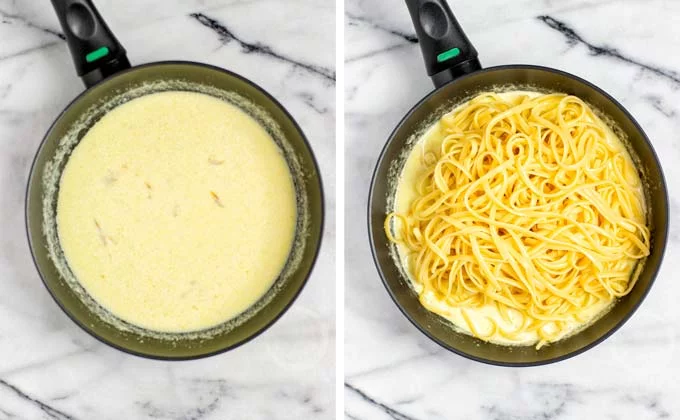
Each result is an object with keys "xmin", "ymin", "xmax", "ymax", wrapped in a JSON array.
[
  {"xmin": 0, "ymin": 0, "xmax": 335, "ymax": 418},
  {"xmin": 345, "ymin": 0, "xmax": 680, "ymax": 419}
]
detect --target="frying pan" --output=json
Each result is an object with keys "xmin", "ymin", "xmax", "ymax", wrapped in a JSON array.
[
  {"xmin": 368, "ymin": 0, "xmax": 668, "ymax": 366},
  {"xmin": 25, "ymin": 0, "xmax": 324, "ymax": 360}
]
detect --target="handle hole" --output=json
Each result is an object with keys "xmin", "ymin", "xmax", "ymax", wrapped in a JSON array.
[
  {"xmin": 419, "ymin": 1, "xmax": 449, "ymax": 39},
  {"xmin": 66, "ymin": 3, "xmax": 96, "ymax": 39}
]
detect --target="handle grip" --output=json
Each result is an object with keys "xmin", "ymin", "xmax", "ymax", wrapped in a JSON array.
[
  {"xmin": 405, "ymin": 0, "xmax": 481, "ymax": 88},
  {"xmin": 51, "ymin": 0, "xmax": 131, "ymax": 87}
]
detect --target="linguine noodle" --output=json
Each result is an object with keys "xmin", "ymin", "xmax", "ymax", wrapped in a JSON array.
[{"xmin": 385, "ymin": 92, "xmax": 650, "ymax": 348}]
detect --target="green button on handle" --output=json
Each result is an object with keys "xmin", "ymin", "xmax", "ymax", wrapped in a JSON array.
[
  {"xmin": 436, "ymin": 47, "xmax": 461, "ymax": 63},
  {"xmin": 85, "ymin": 46, "xmax": 110, "ymax": 63}
]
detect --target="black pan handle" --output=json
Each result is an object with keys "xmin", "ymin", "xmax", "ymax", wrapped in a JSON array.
[
  {"xmin": 405, "ymin": 0, "xmax": 481, "ymax": 88},
  {"xmin": 51, "ymin": 0, "xmax": 131, "ymax": 87}
]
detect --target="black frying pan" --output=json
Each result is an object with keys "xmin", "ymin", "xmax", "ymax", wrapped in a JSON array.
[
  {"xmin": 25, "ymin": 0, "xmax": 323, "ymax": 359},
  {"xmin": 368, "ymin": 0, "xmax": 668, "ymax": 366}
]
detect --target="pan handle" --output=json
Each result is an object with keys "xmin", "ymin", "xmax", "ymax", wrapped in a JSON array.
[
  {"xmin": 51, "ymin": 0, "xmax": 131, "ymax": 88},
  {"xmin": 405, "ymin": 0, "xmax": 481, "ymax": 88}
]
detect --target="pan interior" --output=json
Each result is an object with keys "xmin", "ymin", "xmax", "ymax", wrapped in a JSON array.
[{"xmin": 41, "ymin": 78, "xmax": 310, "ymax": 343}]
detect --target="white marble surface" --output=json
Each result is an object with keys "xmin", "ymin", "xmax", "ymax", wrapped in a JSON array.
[
  {"xmin": 345, "ymin": 0, "xmax": 680, "ymax": 419},
  {"xmin": 0, "ymin": 0, "xmax": 334, "ymax": 418}
]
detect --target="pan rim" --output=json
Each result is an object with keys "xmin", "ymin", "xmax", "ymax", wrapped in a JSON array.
[
  {"xmin": 367, "ymin": 63, "xmax": 669, "ymax": 367},
  {"xmin": 25, "ymin": 60, "xmax": 325, "ymax": 361}
]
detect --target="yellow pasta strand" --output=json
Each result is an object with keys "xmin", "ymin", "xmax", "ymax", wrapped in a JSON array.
[{"xmin": 386, "ymin": 92, "xmax": 650, "ymax": 348}]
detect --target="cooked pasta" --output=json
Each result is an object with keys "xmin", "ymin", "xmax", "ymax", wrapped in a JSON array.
[{"xmin": 386, "ymin": 91, "xmax": 650, "ymax": 348}]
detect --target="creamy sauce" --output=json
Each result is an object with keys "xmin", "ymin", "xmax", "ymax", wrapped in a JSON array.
[
  {"xmin": 57, "ymin": 91, "xmax": 297, "ymax": 333},
  {"xmin": 394, "ymin": 90, "xmax": 637, "ymax": 346}
]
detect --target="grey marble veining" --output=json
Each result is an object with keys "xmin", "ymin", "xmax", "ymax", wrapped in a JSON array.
[
  {"xmin": 345, "ymin": 0, "xmax": 680, "ymax": 419},
  {"xmin": 0, "ymin": 0, "xmax": 335, "ymax": 418}
]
